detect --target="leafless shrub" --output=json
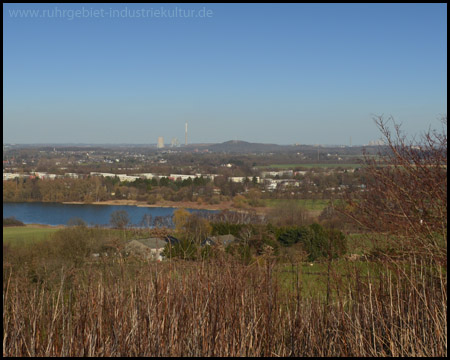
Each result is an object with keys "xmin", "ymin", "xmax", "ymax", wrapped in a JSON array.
[
  {"xmin": 341, "ymin": 115, "xmax": 447, "ymax": 264},
  {"xmin": 267, "ymin": 201, "xmax": 313, "ymax": 226},
  {"xmin": 3, "ymin": 256, "xmax": 446, "ymax": 357},
  {"xmin": 206, "ymin": 209, "xmax": 266, "ymax": 225}
]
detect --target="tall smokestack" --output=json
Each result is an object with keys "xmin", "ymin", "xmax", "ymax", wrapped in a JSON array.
[{"xmin": 185, "ymin": 122, "xmax": 188, "ymax": 146}]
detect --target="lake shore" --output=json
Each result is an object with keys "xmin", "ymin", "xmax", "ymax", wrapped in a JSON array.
[
  {"xmin": 62, "ymin": 199, "xmax": 264, "ymax": 213},
  {"xmin": 25, "ymin": 223, "xmax": 67, "ymax": 229},
  {"xmin": 61, "ymin": 200, "xmax": 321, "ymax": 218}
]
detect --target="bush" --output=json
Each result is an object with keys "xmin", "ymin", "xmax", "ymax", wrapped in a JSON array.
[
  {"xmin": 67, "ymin": 217, "xmax": 87, "ymax": 227},
  {"xmin": 277, "ymin": 226, "xmax": 310, "ymax": 247},
  {"xmin": 147, "ymin": 194, "xmax": 157, "ymax": 204},
  {"xmin": 248, "ymin": 197, "xmax": 265, "ymax": 207},
  {"xmin": 185, "ymin": 215, "xmax": 211, "ymax": 243},
  {"xmin": 136, "ymin": 194, "xmax": 148, "ymax": 202},
  {"xmin": 276, "ymin": 223, "xmax": 347, "ymax": 261},
  {"xmin": 326, "ymin": 227, "xmax": 347, "ymax": 259},
  {"xmin": 267, "ymin": 201, "xmax": 311, "ymax": 226},
  {"xmin": 211, "ymin": 222, "xmax": 248, "ymax": 237},
  {"xmin": 3, "ymin": 217, "xmax": 25, "ymax": 227},
  {"xmin": 163, "ymin": 239, "xmax": 198, "ymax": 260},
  {"xmin": 225, "ymin": 243, "xmax": 252, "ymax": 265},
  {"xmin": 232, "ymin": 195, "xmax": 248, "ymax": 208},
  {"xmin": 307, "ymin": 223, "xmax": 329, "ymax": 261},
  {"xmin": 246, "ymin": 189, "xmax": 265, "ymax": 207},
  {"xmin": 208, "ymin": 196, "xmax": 221, "ymax": 205}
]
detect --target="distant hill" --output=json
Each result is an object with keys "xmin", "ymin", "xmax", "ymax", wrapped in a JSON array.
[
  {"xmin": 207, "ymin": 140, "xmax": 287, "ymax": 153},
  {"xmin": 200, "ymin": 140, "xmax": 383, "ymax": 156}
]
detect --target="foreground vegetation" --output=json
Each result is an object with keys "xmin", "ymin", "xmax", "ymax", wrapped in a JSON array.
[{"xmin": 3, "ymin": 236, "xmax": 446, "ymax": 356}]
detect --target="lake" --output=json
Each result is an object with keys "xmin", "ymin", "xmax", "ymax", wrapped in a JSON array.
[{"xmin": 3, "ymin": 202, "xmax": 218, "ymax": 227}]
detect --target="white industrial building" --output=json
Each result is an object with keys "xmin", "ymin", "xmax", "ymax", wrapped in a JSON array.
[
  {"xmin": 3, "ymin": 173, "xmax": 20, "ymax": 181},
  {"xmin": 116, "ymin": 174, "xmax": 140, "ymax": 182},
  {"xmin": 260, "ymin": 170, "xmax": 294, "ymax": 178}
]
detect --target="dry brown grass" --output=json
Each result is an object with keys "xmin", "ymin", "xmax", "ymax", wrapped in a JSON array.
[{"xmin": 3, "ymin": 255, "xmax": 446, "ymax": 357}]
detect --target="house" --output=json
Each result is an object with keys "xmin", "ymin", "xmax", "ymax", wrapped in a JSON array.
[
  {"xmin": 125, "ymin": 238, "xmax": 167, "ymax": 261},
  {"xmin": 133, "ymin": 173, "xmax": 158, "ymax": 180},
  {"xmin": 169, "ymin": 174, "xmax": 197, "ymax": 181},
  {"xmin": 64, "ymin": 172, "xmax": 80, "ymax": 179},
  {"xmin": 263, "ymin": 178, "xmax": 301, "ymax": 191},
  {"xmin": 202, "ymin": 234, "xmax": 239, "ymax": 247},
  {"xmin": 204, "ymin": 174, "xmax": 219, "ymax": 180},
  {"xmin": 261, "ymin": 170, "xmax": 294, "ymax": 178},
  {"xmin": 3, "ymin": 173, "xmax": 20, "ymax": 181},
  {"xmin": 229, "ymin": 176, "xmax": 247, "ymax": 183},
  {"xmin": 117, "ymin": 174, "xmax": 140, "ymax": 182},
  {"xmin": 90, "ymin": 172, "xmax": 116, "ymax": 178},
  {"xmin": 124, "ymin": 234, "xmax": 180, "ymax": 261},
  {"xmin": 32, "ymin": 172, "xmax": 58, "ymax": 180},
  {"xmin": 168, "ymin": 173, "xmax": 218, "ymax": 181}
]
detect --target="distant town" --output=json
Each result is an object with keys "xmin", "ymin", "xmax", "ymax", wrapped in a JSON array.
[{"xmin": 3, "ymin": 140, "xmax": 381, "ymax": 207}]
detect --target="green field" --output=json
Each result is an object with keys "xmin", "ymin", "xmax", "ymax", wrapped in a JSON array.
[
  {"xmin": 257, "ymin": 163, "xmax": 362, "ymax": 169},
  {"xmin": 263, "ymin": 198, "xmax": 330, "ymax": 211},
  {"xmin": 3, "ymin": 226, "xmax": 60, "ymax": 246},
  {"xmin": 276, "ymin": 259, "xmax": 382, "ymax": 299},
  {"xmin": 346, "ymin": 233, "xmax": 383, "ymax": 255}
]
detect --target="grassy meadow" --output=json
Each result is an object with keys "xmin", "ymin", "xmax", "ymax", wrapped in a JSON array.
[
  {"xmin": 263, "ymin": 198, "xmax": 330, "ymax": 211},
  {"xmin": 3, "ymin": 226, "xmax": 60, "ymax": 246}
]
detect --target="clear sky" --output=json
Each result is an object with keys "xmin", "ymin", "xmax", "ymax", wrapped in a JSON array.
[{"xmin": 3, "ymin": 3, "xmax": 447, "ymax": 145}]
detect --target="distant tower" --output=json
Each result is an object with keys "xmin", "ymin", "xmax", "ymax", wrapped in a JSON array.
[
  {"xmin": 185, "ymin": 122, "xmax": 188, "ymax": 146},
  {"xmin": 157, "ymin": 136, "xmax": 164, "ymax": 149}
]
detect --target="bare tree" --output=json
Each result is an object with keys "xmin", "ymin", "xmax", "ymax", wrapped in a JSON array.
[
  {"xmin": 267, "ymin": 201, "xmax": 312, "ymax": 227},
  {"xmin": 139, "ymin": 214, "xmax": 153, "ymax": 229},
  {"xmin": 341, "ymin": 115, "xmax": 447, "ymax": 263},
  {"xmin": 109, "ymin": 210, "xmax": 131, "ymax": 229},
  {"xmin": 206, "ymin": 209, "xmax": 265, "ymax": 225}
]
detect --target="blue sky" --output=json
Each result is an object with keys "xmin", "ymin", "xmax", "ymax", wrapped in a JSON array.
[{"xmin": 3, "ymin": 3, "xmax": 447, "ymax": 145}]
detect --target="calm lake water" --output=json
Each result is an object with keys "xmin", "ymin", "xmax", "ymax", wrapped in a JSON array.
[{"xmin": 3, "ymin": 202, "xmax": 217, "ymax": 227}]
